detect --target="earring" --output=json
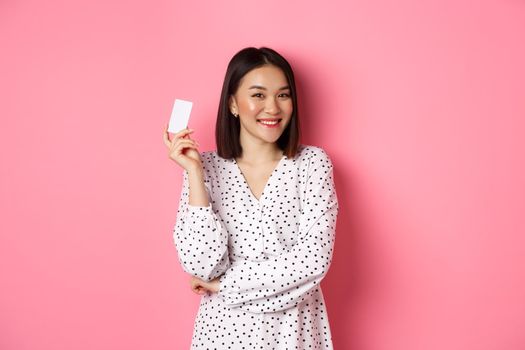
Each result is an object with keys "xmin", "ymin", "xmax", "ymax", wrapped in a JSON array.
[{"xmin": 233, "ymin": 112, "xmax": 239, "ymax": 118}]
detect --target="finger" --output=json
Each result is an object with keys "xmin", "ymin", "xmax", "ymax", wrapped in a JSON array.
[
  {"xmin": 174, "ymin": 128, "xmax": 194, "ymax": 139},
  {"xmin": 171, "ymin": 144, "xmax": 200, "ymax": 160},
  {"xmin": 167, "ymin": 132, "xmax": 195, "ymax": 151},
  {"xmin": 181, "ymin": 139, "xmax": 199, "ymax": 148},
  {"xmin": 168, "ymin": 136, "xmax": 194, "ymax": 151},
  {"xmin": 163, "ymin": 128, "xmax": 172, "ymax": 147},
  {"xmin": 175, "ymin": 138, "xmax": 198, "ymax": 146},
  {"xmin": 170, "ymin": 139, "xmax": 199, "ymax": 154},
  {"xmin": 192, "ymin": 284, "xmax": 208, "ymax": 295},
  {"xmin": 182, "ymin": 131, "xmax": 193, "ymax": 139},
  {"xmin": 170, "ymin": 141, "xmax": 198, "ymax": 158},
  {"xmin": 165, "ymin": 126, "xmax": 194, "ymax": 143}
]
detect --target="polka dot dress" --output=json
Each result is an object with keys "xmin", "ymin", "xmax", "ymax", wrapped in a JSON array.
[{"xmin": 173, "ymin": 144, "xmax": 339, "ymax": 349}]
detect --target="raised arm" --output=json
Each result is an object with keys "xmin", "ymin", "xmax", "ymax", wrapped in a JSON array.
[
  {"xmin": 217, "ymin": 149, "xmax": 339, "ymax": 313},
  {"xmin": 173, "ymin": 168, "xmax": 230, "ymax": 282}
]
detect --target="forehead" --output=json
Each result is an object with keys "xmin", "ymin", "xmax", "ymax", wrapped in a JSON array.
[{"xmin": 238, "ymin": 65, "xmax": 288, "ymax": 88}]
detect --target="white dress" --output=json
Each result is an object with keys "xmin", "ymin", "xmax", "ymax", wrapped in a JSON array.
[{"xmin": 173, "ymin": 144, "xmax": 339, "ymax": 349}]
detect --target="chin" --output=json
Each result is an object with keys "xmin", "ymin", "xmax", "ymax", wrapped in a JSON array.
[{"xmin": 264, "ymin": 135, "xmax": 283, "ymax": 143}]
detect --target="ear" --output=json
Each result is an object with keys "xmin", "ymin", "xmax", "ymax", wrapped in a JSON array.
[{"xmin": 228, "ymin": 95, "xmax": 237, "ymax": 114}]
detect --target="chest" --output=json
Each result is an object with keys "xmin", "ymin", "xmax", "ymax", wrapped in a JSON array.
[
  {"xmin": 235, "ymin": 161, "xmax": 279, "ymax": 201},
  {"xmin": 211, "ymin": 156, "xmax": 306, "ymax": 258}
]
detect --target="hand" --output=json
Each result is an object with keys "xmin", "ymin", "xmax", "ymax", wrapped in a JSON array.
[
  {"xmin": 189, "ymin": 275, "xmax": 221, "ymax": 295},
  {"xmin": 163, "ymin": 125, "xmax": 202, "ymax": 172}
]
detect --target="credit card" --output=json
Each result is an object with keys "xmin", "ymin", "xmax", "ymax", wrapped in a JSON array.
[{"xmin": 168, "ymin": 99, "xmax": 193, "ymax": 133}]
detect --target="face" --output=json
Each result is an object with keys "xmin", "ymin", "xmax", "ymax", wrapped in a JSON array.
[{"xmin": 229, "ymin": 64, "xmax": 293, "ymax": 146}]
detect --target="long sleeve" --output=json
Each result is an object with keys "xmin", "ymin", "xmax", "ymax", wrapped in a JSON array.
[
  {"xmin": 217, "ymin": 149, "xmax": 339, "ymax": 313},
  {"xmin": 173, "ymin": 168, "xmax": 230, "ymax": 282}
]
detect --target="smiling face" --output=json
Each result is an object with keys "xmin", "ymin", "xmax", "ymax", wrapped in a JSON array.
[{"xmin": 229, "ymin": 64, "xmax": 293, "ymax": 147}]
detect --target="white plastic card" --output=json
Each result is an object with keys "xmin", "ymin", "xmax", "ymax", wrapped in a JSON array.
[{"xmin": 168, "ymin": 99, "xmax": 193, "ymax": 133}]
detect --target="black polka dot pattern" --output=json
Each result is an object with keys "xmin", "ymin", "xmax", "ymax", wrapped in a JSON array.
[
  {"xmin": 173, "ymin": 144, "xmax": 339, "ymax": 349},
  {"xmin": 173, "ymin": 169, "xmax": 230, "ymax": 282}
]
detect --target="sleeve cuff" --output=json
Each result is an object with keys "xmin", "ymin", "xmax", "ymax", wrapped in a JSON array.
[
  {"xmin": 218, "ymin": 273, "xmax": 228, "ymax": 295},
  {"xmin": 218, "ymin": 269, "xmax": 236, "ymax": 300},
  {"xmin": 217, "ymin": 261, "xmax": 244, "ymax": 299}
]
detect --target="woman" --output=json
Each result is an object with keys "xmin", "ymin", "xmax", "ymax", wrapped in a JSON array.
[{"xmin": 163, "ymin": 47, "xmax": 339, "ymax": 349}]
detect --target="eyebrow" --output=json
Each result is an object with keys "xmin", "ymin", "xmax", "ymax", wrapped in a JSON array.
[{"xmin": 248, "ymin": 85, "xmax": 290, "ymax": 91}]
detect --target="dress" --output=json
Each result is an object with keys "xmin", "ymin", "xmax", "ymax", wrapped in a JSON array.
[{"xmin": 173, "ymin": 144, "xmax": 339, "ymax": 349}]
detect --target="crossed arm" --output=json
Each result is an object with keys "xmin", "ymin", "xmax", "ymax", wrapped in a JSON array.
[{"xmin": 174, "ymin": 149, "xmax": 339, "ymax": 313}]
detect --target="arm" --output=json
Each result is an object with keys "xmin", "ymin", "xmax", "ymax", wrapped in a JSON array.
[
  {"xmin": 217, "ymin": 149, "xmax": 339, "ymax": 313},
  {"xmin": 173, "ymin": 167, "xmax": 230, "ymax": 282}
]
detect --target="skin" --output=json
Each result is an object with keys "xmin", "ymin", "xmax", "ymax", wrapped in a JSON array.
[
  {"xmin": 163, "ymin": 64, "xmax": 293, "ymax": 295},
  {"xmin": 229, "ymin": 64, "xmax": 293, "ymax": 165}
]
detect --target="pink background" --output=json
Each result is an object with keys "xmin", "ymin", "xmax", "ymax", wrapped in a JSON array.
[{"xmin": 1, "ymin": 0, "xmax": 524, "ymax": 349}]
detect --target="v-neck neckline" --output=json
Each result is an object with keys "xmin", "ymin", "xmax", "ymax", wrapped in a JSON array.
[{"xmin": 233, "ymin": 153, "xmax": 286, "ymax": 205}]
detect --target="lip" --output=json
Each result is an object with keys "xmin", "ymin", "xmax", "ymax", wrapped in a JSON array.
[
  {"xmin": 257, "ymin": 118, "xmax": 282, "ymax": 121},
  {"xmin": 257, "ymin": 119, "xmax": 282, "ymax": 128}
]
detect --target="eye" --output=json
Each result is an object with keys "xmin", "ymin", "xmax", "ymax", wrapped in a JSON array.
[
  {"xmin": 279, "ymin": 93, "xmax": 291, "ymax": 98},
  {"xmin": 252, "ymin": 93, "xmax": 264, "ymax": 98}
]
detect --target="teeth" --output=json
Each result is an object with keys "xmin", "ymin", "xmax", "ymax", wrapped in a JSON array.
[{"xmin": 258, "ymin": 120, "xmax": 280, "ymax": 125}]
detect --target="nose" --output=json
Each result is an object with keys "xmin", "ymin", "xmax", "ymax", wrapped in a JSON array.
[{"xmin": 264, "ymin": 96, "xmax": 281, "ymax": 115}]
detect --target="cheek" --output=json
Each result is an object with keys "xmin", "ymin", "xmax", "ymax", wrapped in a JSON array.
[
  {"xmin": 239, "ymin": 99, "xmax": 263, "ymax": 113},
  {"xmin": 282, "ymin": 100, "xmax": 293, "ymax": 115}
]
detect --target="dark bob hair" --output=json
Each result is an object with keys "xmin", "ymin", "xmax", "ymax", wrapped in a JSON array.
[{"xmin": 215, "ymin": 47, "xmax": 301, "ymax": 160}]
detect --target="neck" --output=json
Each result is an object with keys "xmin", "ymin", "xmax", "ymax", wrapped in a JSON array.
[{"xmin": 236, "ymin": 142, "xmax": 283, "ymax": 166}]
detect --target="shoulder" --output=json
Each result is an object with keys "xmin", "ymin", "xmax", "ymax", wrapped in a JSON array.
[
  {"xmin": 200, "ymin": 150, "xmax": 226, "ymax": 169},
  {"xmin": 200, "ymin": 150, "xmax": 216, "ymax": 163},
  {"xmin": 297, "ymin": 144, "xmax": 334, "ymax": 168}
]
